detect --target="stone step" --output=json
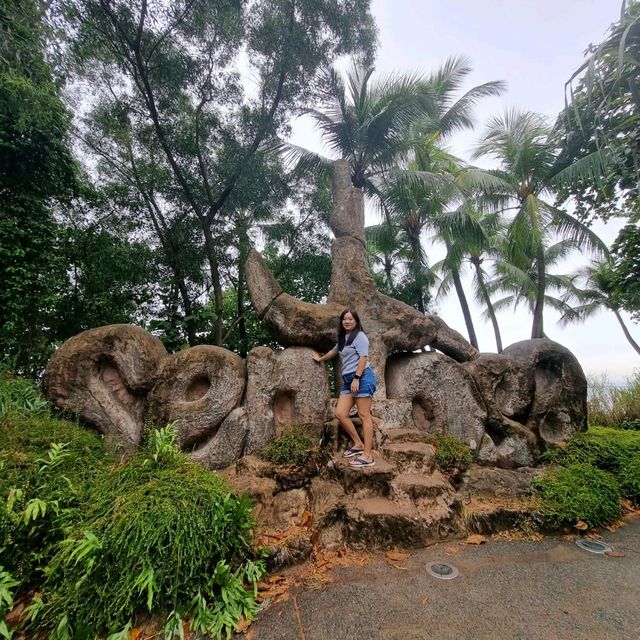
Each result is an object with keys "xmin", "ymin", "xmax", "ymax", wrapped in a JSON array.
[
  {"xmin": 341, "ymin": 495, "xmax": 462, "ymax": 549},
  {"xmin": 463, "ymin": 498, "xmax": 536, "ymax": 535},
  {"xmin": 383, "ymin": 427, "xmax": 427, "ymax": 444},
  {"xmin": 381, "ymin": 441, "xmax": 436, "ymax": 473},
  {"xmin": 327, "ymin": 454, "xmax": 395, "ymax": 498},
  {"xmin": 391, "ymin": 470, "xmax": 452, "ymax": 501},
  {"xmin": 342, "ymin": 496, "xmax": 426, "ymax": 548}
]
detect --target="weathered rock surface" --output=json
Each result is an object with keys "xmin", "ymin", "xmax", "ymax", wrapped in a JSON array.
[
  {"xmin": 244, "ymin": 346, "xmax": 331, "ymax": 453},
  {"xmin": 44, "ymin": 324, "xmax": 167, "ymax": 449},
  {"xmin": 188, "ymin": 407, "xmax": 249, "ymax": 470},
  {"xmin": 462, "ymin": 353, "xmax": 532, "ymax": 420},
  {"xmin": 476, "ymin": 433, "xmax": 536, "ymax": 469},
  {"xmin": 386, "ymin": 351, "xmax": 487, "ymax": 452},
  {"xmin": 459, "ymin": 465, "xmax": 545, "ymax": 499},
  {"xmin": 147, "ymin": 345, "xmax": 245, "ymax": 449},
  {"xmin": 502, "ymin": 339, "xmax": 588, "ymax": 444}
]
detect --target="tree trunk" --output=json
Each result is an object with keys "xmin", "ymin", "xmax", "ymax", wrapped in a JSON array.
[
  {"xmin": 451, "ymin": 266, "xmax": 479, "ymax": 350},
  {"xmin": 613, "ymin": 308, "xmax": 640, "ymax": 356},
  {"xmin": 202, "ymin": 223, "xmax": 223, "ymax": 345},
  {"xmin": 410, "ymin": 230, "xmax": 425, "ymax": 314},
  {"xmin": 531, "ymin": 246, "xmax": 546, "ymax": 339},
  {"xmin": 472, "ymin": 257, "xmax": 502, "ymax": 352}
]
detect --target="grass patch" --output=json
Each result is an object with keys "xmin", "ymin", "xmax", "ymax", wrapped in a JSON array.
[
  {"xmin": 619, "ymin": 453, "xmax": 640, "ymax": 503},
  {"xmin": 261, "ymin": 428, "xmax": 318, "ymax": 467},
  {"xmin": 429, "ymin": 435, "xmax": 472, "ymax": 472},
  {"xmin": 541, "ymin": 427, "xmax": 640, "ymax": 473},
  {"xmin": 587, "ymin": 372, "xmax": 640, "ymax": 428},
  {"xmin": 533, "ymin": 463, "xmax": 621, "ymax": 528}
]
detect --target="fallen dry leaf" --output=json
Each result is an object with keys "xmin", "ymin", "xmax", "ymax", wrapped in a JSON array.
[
  {"xmin": 421, "ymin": 596, "xmax": 430, "ymax": 608},
  {"xmin": 130, "ymin": 629, "xmax": 143, "ymax": 640},
  {"xmin": 443, "ymin": 545, "xmax": 461, "ymax": 555},
  {"xmin": 385, "ymin": 551, "xmax": 409, "ymax": 563},
  {"xmin": 605, "ymin": 550, "xmax": 625, "ymax": 558},
  {"xmin": 465, "ymin": 534, "xmax": 487, "ymax": 545},
  {"xmin": 235, "ymin": 617, "xmax": 252, "ymax": 634},
  {"xmin": 574, "ymin": 520, "xmax": 589, "ymax": 531}
]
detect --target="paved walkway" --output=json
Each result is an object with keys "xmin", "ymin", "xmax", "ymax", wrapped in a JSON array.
[{"xmin": 245, "ymin": 516, "xmax": 640, "ymax": 640}]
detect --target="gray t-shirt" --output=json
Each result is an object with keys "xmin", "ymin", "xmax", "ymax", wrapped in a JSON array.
[{"xmin": 334, "ymin": 331, "xmax": 371, "ymax": 375}]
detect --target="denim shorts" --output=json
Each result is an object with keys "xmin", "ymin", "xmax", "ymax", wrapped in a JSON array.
[{"xmin": 340, "ymin": 368, "xmax": 377, "ymax": 398}]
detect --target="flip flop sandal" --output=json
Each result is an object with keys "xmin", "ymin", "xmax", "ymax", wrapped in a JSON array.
[
  {"xmin": 342, "ymin": 447, "xmax": 364, "ymax": 458},
  {"xmin": 349, "ymin": 457, "xmax": 376, "ymax": 468}
]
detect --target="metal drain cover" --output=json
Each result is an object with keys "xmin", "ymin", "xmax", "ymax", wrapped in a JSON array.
[
  {"xmin": 575, "ymin": 539, "xmax": 613, "ymax": 554},
  {"xmin": 426, "ymin": 561, "xmax": 459, "ymax": 580}
]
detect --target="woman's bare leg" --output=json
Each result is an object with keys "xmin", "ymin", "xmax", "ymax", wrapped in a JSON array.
[
  {"xmin": 355, "ymin": 396, "xmax": 374, "ymax": 460},
  {"xmin": 335, "ymin": 394, "xmax": 363, "ymax": 448}
]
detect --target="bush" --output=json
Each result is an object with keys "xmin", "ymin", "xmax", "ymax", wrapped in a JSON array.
[
  {"xmin": 0, "ymin": 370, "xmax": 49, "ymax": 418},
  {"xmin": 36, "ymin": 431, "xmax": 264, "ymax": 638},
  {"xmin": 431, "ymin": 435, "xmax": 472, "ymax": 472},
  {"xmin": 262, "ymin": 428, "xmax": 317, "ymax": 467},
  {"xmin": 0, "ymin": 412, "xmax": 109, "ymax": 587},
  {"xmin": 587, "ymin": 372, "xmax": 640, "ymax": 428},
  {"xmin": 619, "ymin": 453, "xmax": 640, "ymax": 504},
  {"xmin": 533, "ymin": 463, "xmax": 621, "ymax": 528},
  {"xmin": 541, "ymin": 427, "xmax": 640, "ymax": 473}
]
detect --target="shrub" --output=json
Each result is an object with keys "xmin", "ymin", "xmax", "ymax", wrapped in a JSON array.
[
  {"xmin": 0, "ymin": 412, "xmax": 109, "ymax": 587},
  {"xmin": 619, "ymin": 453, "xmax": 640, "ymax": 504},
  {"xmin": 431, "ymin": 435, "xmax": 472, "ymax": 472},
  {"xmin": 262, "ymin": 428, "xmax": 317, "ymax": 467},
  {"xmin": 540, "ymin": 427, "xmax": 640, "ymax": 473},
  {"xmin": 533, "ymin": 463, "xmax": 621, "ymax": 528},
  {"xmin": 0, "ymin": 371, "xmax": 48, "ymax": 418},
  {"xmin": 36, "ymin": 431, "xmax": 264, "ymax": 638}
]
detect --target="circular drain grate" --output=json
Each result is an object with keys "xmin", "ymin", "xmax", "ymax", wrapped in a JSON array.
[
  {"xmin": 575, "ymin": 539, "xmax": 613, "ymax": 554},
  {"xmin": 426, "ymin": 561, "xmax": 459, "ymax": 580}
]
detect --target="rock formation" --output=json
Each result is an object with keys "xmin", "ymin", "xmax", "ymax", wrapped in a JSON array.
[{"xmin": 245, "ymin": 159, "xmax": 478, "ymax": 396}]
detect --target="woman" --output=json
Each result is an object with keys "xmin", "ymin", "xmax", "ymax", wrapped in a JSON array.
[{"xmin": 312, "ymin": 308, "xmax": 377, "ymax": 468}]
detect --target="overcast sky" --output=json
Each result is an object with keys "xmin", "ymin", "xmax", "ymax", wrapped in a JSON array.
[{"xmin": 290, "ymin": 0, "xmax": 639, "ymax": 385}]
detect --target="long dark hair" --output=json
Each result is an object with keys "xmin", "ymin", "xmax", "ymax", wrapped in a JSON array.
[{"xmin": 338, "ymin": 308, "xmax": 363, "ymax": 351}]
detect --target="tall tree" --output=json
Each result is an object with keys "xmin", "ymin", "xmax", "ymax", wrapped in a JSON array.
[
  {"xmin": 474, "ymin": 109, "xmax": 606, "ymax": 338},
  {"xmin": 0, "ymin": 0, "xmax": 76, "ymax": 373},
  {"xmin": 560, "ymin": 258, "xmax": 640, "ymax": 356},
  {"xmin": 62, "ymin": 0, "xmax": 377, "ymax": 345}
]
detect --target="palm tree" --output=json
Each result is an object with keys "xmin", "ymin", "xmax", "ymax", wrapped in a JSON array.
[
  {"xmin": 473, "ymin": 109, "xmax": 607, "ymax": 338},
  {"xmin": 435, "ymin": 203, "xmax": 506, "ymax": 351},
  {"xmin": 279, "ymin": 57, "xmax": 504, "ymax": 193},
  {"xmin": 560, "ymin": 258, "xmax": 640, "ymax": 356},
  {"xmin": 486, "ymin": 238, "xmax": 581, "ymax": 330}
]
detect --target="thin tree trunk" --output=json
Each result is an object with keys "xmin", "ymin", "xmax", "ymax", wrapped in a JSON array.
[
  {"xmin": 531, "ymin": 246, "xmax": 546, "ymax": 339},
  {"xmin": 410, "ymin": 232, "xmax": 425, "ymax": 314},
  {"xmin": 613, "ymin": 308, "xmax": 640, "ymax": 356},
  {"xmin": 452, "ymin": 266, "xmax": 479, "ymax": 349},
  {"xmin": 202, "ymin": 224, "xmax": 223, "ymax": 345},
  {"xmin": 472, "ymin": 257, "xmax": 502, "ymax": 352}
]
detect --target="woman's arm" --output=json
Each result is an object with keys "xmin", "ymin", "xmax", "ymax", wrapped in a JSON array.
[{"xmin": 312, "ymin": 347, "xmax": 338, "ymax": 363}]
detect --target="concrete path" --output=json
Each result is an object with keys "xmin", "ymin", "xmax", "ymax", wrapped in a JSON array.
[{"xmin": 245, "ymin": 516, "xmax": 640, "ymax": 640}]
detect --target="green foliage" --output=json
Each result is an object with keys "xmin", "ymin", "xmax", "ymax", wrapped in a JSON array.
[
  {"xmin": 587, "ymin": 373, "xmax": 640, "ymax": 428},
  {"xmin": 619, "ymin": 453, "xmax": 640, "ymax": 503},
  {"xmin": 431, "ymin": 435, "xmax": 472, "ymax": 472},
  {"xmin": 39, "ymin": 442, "xmax": 263, "ymax": 637},
  {"xmin": 0, "ymin": 410, "xmax": 109, "ymax": 588},
  {"xmin": 0, "ymin": 566, "xmax": 19, "ymax": 639},
  {"xmin": 541, "ymin": 427, "xmax": 640, "ymax": 473},
  {"xmin": 262, "ymin": 429, "xmax": 318, "ymax": 467},
  {"xmin": 0, "ymin": 0, "xmax": 77, "ymax": 375},
  {"xmin": 0, "ymin": 371, "xmax": 49, "ymax": 418},
  {"xmin": 533, "ymin": 463, "xmax": 621, "ymax": 528}
]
